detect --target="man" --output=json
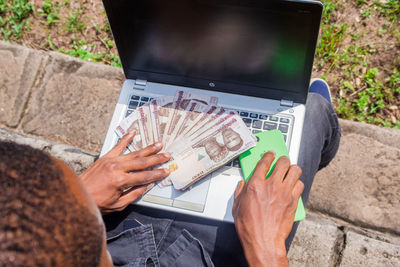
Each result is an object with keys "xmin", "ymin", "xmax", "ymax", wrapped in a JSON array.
[
  {"xmin": 0, "ymin": 140, "xmax": 300, "ymax": 267},
  {"xmin": 0, "ymin": 79, "xmax": 340, "ymax": 266}
]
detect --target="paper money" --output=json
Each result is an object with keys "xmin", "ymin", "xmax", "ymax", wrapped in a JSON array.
[
  {"xmin": 163, "ymin": 115, "xmax": 257, "ymax": 190},
  {"xmin": 165, "ymin": 100, "xmax": 209, "ymax": 150},
  {"xmin": 115, "ymin": 112, "xmax": 144, "ymax": 151},
  {"xmin": 116, "ymin": 90, "xmax": 256, "ymax": 191},
  {"xmin": 163, "ymin": 91, "xmax": 219, "ymax": 147},
  {"xmin": 151, "ymin": 96, "xmax": 174, "ymax": 146},
  {"xmin": 137, "ymin": 105, "xmax": 153, "ymax": 147}
]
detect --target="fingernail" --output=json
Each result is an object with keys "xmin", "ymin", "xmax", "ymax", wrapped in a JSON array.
[
  {"xmin": 164, "ymin": 168, "xmax": 170, "ymax": 174},
  {"xmin": 154, "ymin": 142, "xmax": 162, "ymax": 149},
  {"xmin": 129, "ymin": 129, "xmax": 136, "ymax": 136},
  {"xmin": 164, "ymin": 152, "xmax": 171, "ymax": 158},
  {"xmin": 267, "ymin": 150, "xmax": 276, "ymax": 156}
]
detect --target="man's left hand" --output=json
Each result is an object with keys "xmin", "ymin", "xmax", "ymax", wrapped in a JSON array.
[{"xmin": 80, "ymin": 130, "xmax": 171, "ymax": 214}]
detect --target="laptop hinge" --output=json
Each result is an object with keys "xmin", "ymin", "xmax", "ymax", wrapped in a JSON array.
[
  {"xmin": 133, "ymin": 79, "xmax": 147, "ymax": 90},
  {"xmin": 280, "ymin": 99, "xmax": 294, "ymax": 107}
]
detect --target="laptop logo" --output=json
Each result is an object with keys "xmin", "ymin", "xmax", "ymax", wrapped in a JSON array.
[{"xmin": 209, "ymin": 82, "xmax": 215, "ymax": 87}]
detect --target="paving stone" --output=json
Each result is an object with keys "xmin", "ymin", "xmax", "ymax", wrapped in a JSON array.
[
  {"xmin": 309, "ymin": 130, "xmax": 400, "ymax": 234},
  {"xmin": 0, "ymin": 127, "xmax": 52, "ymax": 151},
  {"xmin": 21, "ymin": 51, "xmax": 124, "ymax": 152},
  {"xmin": 0, "ymin": 126, "xmax": 97, "ymax": 173},
  {"xmin": 288, "ymin": 213, "xmax": 341, "ymax": 267},
  {"xmin": 340, "ymin": 230, "xmax": 400, "ymax": 267},
  {"xmin": 0, "ymin": 41, "xmax": 47, "ymax": 127},
  {"xmin": 50, "ymin": 144, "xmax": 96, "ymax": 174}
]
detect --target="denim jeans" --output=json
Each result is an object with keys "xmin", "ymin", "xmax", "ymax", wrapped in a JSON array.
[{"xmin": 104, "ymin": 92, "xmax": 341, "ymax": 267}]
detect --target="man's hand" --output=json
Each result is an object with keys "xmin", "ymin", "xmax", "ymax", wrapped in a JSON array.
[
  {"xmin": 233, "ymin": 151, "xmax": 304, "ymax": 267},
  {"xmin": 80, "ymin": 130, "xmax": 171, "ymax": 214}
]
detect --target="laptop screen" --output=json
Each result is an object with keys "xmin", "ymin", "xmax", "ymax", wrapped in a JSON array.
[{"xmin": 104, "ymin": 0, "xmax": 322, "ymax": 103}]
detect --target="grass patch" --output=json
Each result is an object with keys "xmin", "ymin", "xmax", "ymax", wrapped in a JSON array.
[
  {"xmin": 0, "ymin": 0, "xmax": 34, "ymax": 40},
  {"xmin": 59, "ymin": 38, "xmax": 121, "ymax": 67},
  {"xmin": 315, "ymin": 0, "xmax": 400, "ymax": 128}
]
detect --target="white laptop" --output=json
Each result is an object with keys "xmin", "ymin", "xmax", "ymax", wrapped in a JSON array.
[{"xmin": 100, "ymin": 0, "xmax": 323, "ymax": 222}]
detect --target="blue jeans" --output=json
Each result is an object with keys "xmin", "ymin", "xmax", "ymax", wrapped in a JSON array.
[{"xmin": 104, "ymin": 92, "xmax": 341, "ymax": 266}]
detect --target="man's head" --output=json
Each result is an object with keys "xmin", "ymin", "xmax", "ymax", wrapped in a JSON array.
[{"xmin": 0, "ymin": 141, "xmax": 112, "ymax": 267}]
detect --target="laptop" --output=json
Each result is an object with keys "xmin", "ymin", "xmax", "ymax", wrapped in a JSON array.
[{"xmin": 100, "ymin": 0, "xmax": 323, "ymax": 222}]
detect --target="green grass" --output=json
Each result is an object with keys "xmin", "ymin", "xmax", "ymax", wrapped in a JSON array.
[
  {"xmin": 315, "ymin": 0, "xmax": 400, "ymax": 128},
  {"xmin": 67, "ymin": 9, "xmax": 85, "ymax": 32},
  {"xmin": 59, "ymin": 38, "xmax": 121, "ymax": 67},
  {"xmin": 37, "ymin": 0, "xmax": 60, "ymax": 27},
  {"xmin": 0, "ymin": 0, "xmax": 34, "ymax": 40}
]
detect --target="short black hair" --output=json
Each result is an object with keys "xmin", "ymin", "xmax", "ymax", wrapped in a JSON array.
[{"xmin": 0, "ymin": 141, "xmax": 104, "ymax": 267}]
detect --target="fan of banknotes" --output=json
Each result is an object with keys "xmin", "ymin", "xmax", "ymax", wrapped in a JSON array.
[{"xmin": 116, "ymin": 90, "xmax": 257, "ymax": 191}]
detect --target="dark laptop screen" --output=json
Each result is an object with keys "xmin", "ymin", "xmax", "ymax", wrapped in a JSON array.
[{"xmin": 104, "ymin": 0, "xmax": 322, "ymax": 103}]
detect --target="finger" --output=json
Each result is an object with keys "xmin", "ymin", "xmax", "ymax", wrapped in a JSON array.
[
  {"xmin": 120, "ymin": 168, "xmax": 170, "ymax": 188},
  {"xmin": 292, "ymin": 180, "xmax": 304, "ymax": 200},
  {"xmin": 269, "ymin": 156, "xmax": 290, "ymax": 184},
  {"xmin": 119, "ymin": 152, "xmax": 172, "ymax": 171},
  {"xmin": 106, "ymin": 130, "xmax": 136, "ymax": 157},
  {"xmin": 234, "ymin": 180, "xmax": 245, "ymax": 201},
  {"xmin": 123, "ymin": 142, "xmax": 163, "ymax": 159},
  {"xmin": 110, "ymin": 183, "xmax": 152, "ymax": 212},
  {"xmin": 283, "ymin": 165, "xmax": 303, "ymax": 189},
  {"xmin": 248, "ymin": 151, "xmax": 275, "ymax": 185},
  {"xmin": 232, "ymin": 180, "xmax": 245, "ymax": 218}
]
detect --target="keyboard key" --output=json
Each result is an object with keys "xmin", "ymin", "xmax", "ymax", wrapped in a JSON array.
[
  {"xmin": 280, "ymin": 118, "xmax": 290, "ymax": 123},
  {"xmin": 225, "ymin": 161, "xmax": 233, "ymax": 167},
  {"xmin": 149, "ymin": 97, "xmax": 154, "ymax": 101},
  {"xmin": 125, "ymin": 109, "xmax": 133, "ymax": 117},
  {"xmin": 252, "ymin": 120, "xmax": 262, "ymax": 129},
  {"xmin": 259, "ymin": 114, "xmax": 268, "ymax": 120},
  {"xmin": 269, "ymin": 116, "xmax": 278, "ymax": 122},
  {"xmin": 233, "ymin": 158, "xmax": 240, "ymax": 168},
  {"xmin": 141, "ymin": 96, "xmax": 149, "ymax": 102},
  {"xmin": 263, "ymin": 122, "xmax": 277, "ymax": 130},
  {"xmin": 278, "ymin": 124, "xmax": 289, "ymax": 133},
  {"xmin": 283, "ymin": 135, "xmax": 287, "ymax": 142},
  {"xmin": 131, "ymin": 95, "xmax": 140, "ymax": 100},
  {"xmin": 240, "ymin": 111, "xmax": 249, "ymax": 117},
  {"xmin": 250, "ymin": 113, "xmax": 258, "ymax": 119},
  {"xmin": 252, "ymin": 130, "xmax": 261, "ymax": 134},
  {"xmin": 129, "ymin": 101, "xmax": 139, "ymax": 109},
  {"xmin": 242, "ymin": 118, "xmax": 252, "ymax": 127},
  {"xmin": 138, "ymin": 102, "xmax": 145, "ymax": 107}
]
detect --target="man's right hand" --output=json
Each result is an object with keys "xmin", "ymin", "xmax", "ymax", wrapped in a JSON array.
[{"xmin": 232, "ymin": 151, "xmax": 304, "ymax": 267}]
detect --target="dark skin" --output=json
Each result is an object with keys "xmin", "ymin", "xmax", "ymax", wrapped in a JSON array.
[{"xmin": 68, "ymin": 130, "xmax": 303, "ymax": 266}]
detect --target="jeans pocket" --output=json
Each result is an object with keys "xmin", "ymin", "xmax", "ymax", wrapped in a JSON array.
[
  {"xmin": 107, "ymin": 224, "xmax": 159, "ymax": 267},
  {"xmin": 159, "ymin": 229, "xmax": 214, "ymax": 267}
]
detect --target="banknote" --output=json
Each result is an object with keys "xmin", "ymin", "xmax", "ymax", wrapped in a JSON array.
[
  {"xmin": 164, "ymin": 100, "xmax": 209, "ymax": 150},
  {"xmin": 115, "ymin": 112, "xmax": 144, "ymax": 151},
  {"xmin": 162, "ymin": 115, "xmax": 257, "ymax": 190},
  {"xmin": 163, "ymin": 91, "xmax": 219, "ymax": 147},
  {"xmin": 151, "ymin": 96, "xmax": 174, "ymax": 147},
  {"xmin": 149, "ymin": 99, "xmax": 161, "ymax": 143},
  {"xmin": 156, "ymin": 100, "xmax": 209, "ymax": 187},
  {"xmin": 116, "ymin": 90, "xmax": 257, "ymax": 191},
  {"xmin": 181, "ymin": 106, "xmax": 226, "ymax": 138},
  {"xmin": 137, "ymin": 105, "xmax": 153, "ymax": 147}
]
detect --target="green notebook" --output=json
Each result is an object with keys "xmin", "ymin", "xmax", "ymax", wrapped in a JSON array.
[{"xmin": 239, "ymin": 130, "xmax": 306, "ymax": 222}]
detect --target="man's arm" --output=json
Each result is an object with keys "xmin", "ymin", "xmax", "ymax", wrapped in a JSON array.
[
  {"xmin": 233, "ymin": 151, "xmax": 304, "ymax": 267},
  {"xmin": 80, "ymin": 130, "xmax": 171, "ymax": 214}
]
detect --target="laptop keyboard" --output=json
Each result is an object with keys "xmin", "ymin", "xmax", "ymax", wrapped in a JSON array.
[{"xmin": 124, "ymin": 94, "xmax": 293, "ymax": 168}]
